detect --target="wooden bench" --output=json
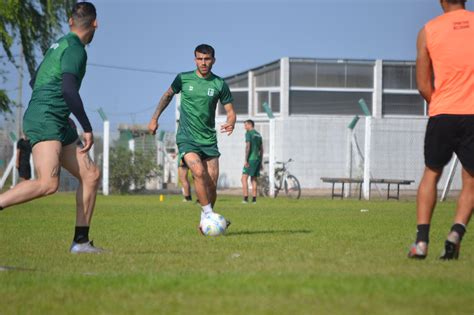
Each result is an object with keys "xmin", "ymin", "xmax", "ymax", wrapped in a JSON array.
[
  {"xmin": 321, "ymin": 177, "xmax": 414, "ymax": 200},
  {"xmin": 320, "ymin": 177, "xmax": 363, "ymax": 200},
  {"xmin": 370, "ymin": 178, "xmax": 414, "ymax": 200}
]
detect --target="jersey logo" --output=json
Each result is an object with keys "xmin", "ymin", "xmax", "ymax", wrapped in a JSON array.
[
  {"xmin": 208, "ymin": 88, "xmax": 215, "ymax": 97},
  {"xmin": 189, "ymin": 86, "xmax": 194, "ymax": 91},
  {"xmin": 50, "ymin": 43, "xmax": 59, "ymax": 50}
]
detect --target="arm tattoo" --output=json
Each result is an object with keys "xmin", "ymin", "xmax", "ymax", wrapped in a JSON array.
[
  {"xmin": 51, "ymin": 148, "xmax": 61, "ymax": 177},
  {"xmin": 51, "ymin": 165, "xmax": 61, "ymax": 178},
  {"xmin": 152, "ymin": 92, "xmax": 174, "ymax": 121}
]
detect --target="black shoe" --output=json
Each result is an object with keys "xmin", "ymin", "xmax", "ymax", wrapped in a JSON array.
[{"xmin": 439, "ymin": 240, "xmax": 460, "ymax": 260}]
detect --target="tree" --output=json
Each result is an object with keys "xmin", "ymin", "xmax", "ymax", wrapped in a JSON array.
[
  {"xmin": 0, "ymin": 0, "xmax": 75, "ymax": 112},
  {"xmin": 109, "ymin": 147, "xmax": 161, "ymax": 194}
]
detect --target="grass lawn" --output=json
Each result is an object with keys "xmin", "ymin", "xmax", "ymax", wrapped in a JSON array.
[{"xmin": 0, "ymin": 194, "xmax": 473, "ymax": 315}]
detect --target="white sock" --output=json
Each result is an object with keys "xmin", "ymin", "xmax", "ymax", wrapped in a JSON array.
[{"xmin": 201, "ymin": 204, "xmax": 213, "ymax": 221}]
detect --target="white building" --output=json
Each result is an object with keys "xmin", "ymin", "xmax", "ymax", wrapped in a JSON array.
[{"xmin": 177, "ymin": 57, "xmax": 461, "ymax": 193}]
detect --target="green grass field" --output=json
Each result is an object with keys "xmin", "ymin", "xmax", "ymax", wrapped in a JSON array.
[{"xmin": 0, "ymin": 194, "xmax": 473, "ymax": 315}]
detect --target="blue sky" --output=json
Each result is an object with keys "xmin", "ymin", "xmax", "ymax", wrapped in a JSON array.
[{"xmin": 3, "ymin": 0, "xmax": 473, "ymax": 134}]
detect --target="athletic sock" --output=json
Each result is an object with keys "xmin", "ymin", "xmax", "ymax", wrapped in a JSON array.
[
  {"xmin": 201, "ymin": 204, "xmax": 213, "ymax": 221},
  {"xmin": 185, "ymin": 195, "xmax": 192, "ymax": 201},
  {"xmin": 243, "ymin": 196, "xmax": 248, "ymax": 202},
  {"xmin": 0, "ymin": 206, "xmax": 3, "ymax": 211},
  {"xmin": 416, "ymin": 224, "xmax": 430, "ymax": 244},
  {"xmin": 252, "ymin": 197, "xmax": 256, "ymax": 203},
  {"xmin": 448, "ymin": 223, "xmax": 466, "ymax": 243},
  {"xmin": 73, "ymin": 226, "xmax": 90, "ymax": 244}
]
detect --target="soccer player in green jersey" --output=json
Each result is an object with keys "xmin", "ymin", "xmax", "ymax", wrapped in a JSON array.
[
  {"xmin": 0, "ymin": 2, "xmax": 102, "ymax": 253},
  {"xmin": 148, "ymin": 44, "xmax": 236, "ymax": 226},
  {"xmin": 241, "ymin": 120, "xmax": 263, "ymax": 204}
]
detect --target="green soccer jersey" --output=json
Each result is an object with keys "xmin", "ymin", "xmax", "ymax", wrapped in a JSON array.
[
  {"xmin": 25, "ymin": 32, "xmax": 87, "ymax": 123},
  {"xmin": 172, "ymin": 71, "xmax": 233, "ymax": 145},
  {"xmin": 245, "ymin": 129, "xmax": 263, "ymax": 161}
]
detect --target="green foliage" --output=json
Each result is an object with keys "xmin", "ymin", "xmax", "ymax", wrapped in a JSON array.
[
  {"xmin": 109, "ymin": 146, "xmax": 161, "ymax": 194},
  {"xmin": 0, "ymin": 0, "xmax": 75, "ymax": 112},
  {"xmin": 0, "ymin": 195, "xmax": 473, "ymax": 314},
  {"xmin": 0, "ymin": 89, "xmax": 10, "ymax": 112}
]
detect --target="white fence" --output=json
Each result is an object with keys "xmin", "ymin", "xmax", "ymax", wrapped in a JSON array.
[{"xmin": 216, "ymin": 115, "xmax": 462, "ymax": 194}]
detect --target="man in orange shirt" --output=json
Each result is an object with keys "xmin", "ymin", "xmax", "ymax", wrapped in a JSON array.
[{"xmin": 409, "ymin": 0, "xmax": 474, "ymax": 260}]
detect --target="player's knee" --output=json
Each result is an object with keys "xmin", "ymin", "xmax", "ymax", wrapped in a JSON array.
[
  {"xmin": 40, "ymin": 179, "xmax": 59, "ymax": 196},
  {"xmin": 192, "ymin": 167, "xmax": 206, "ymax": 179}
]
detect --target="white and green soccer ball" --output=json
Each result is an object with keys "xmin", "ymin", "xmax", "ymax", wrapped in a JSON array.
[{"xmin": 200, "ymin": 213, "xmax": 227, "ymax": 236}]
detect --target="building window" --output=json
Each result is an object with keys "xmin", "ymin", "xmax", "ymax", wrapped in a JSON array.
[
  {"xmin": 290, "ymin": 60, "xmax": 374, "ymax": 88},
  {"xmin": 382, "ymin": 93, "xmax": 426, "ymax": 116},
  {"xmin": 289, "ymin": 91, "xmax": 373, "ymax": 115},
  {"xmin": 218, "ymin": 91, "xmax": 248, "ymax": 115},
  {"xmin": 383, "ymin": 64, "xmax": 417, "ymax": 90},
  {"xmin": 255, "ymin": 63, "xmax": 280, "ymax": 88},
  {"xmin": 256, "ymin": 91, "xmax": 280, "ymax": 114},
  {"xmin": 382, "ymin": 62, "xmax": 424, "ymax": 116},
  {"xmin": 227, "ymin": 73, "xmax": 248, "ymax": 88}
]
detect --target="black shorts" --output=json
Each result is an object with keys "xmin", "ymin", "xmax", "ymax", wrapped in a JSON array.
[
  {"xmin": 18, "ymin": 164, "xmax": 31, "ymax": 179},
  {"xmin": 424, "ymin": 114, "xmax": 474, "ymax": 171}
]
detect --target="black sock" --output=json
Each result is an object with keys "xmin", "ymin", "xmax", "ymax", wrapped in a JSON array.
[
  {"xmin": 416, "ymin": 224, "xmax": 430, "ymax": 243},
  {"xmin": 0, "ymin": 206, "xmax": 3, "ymax": 211},
  {"xmin": 185, "ymin": 195, "xmax": 192, "ymax": 201},
  {"xmin": 244, "ymin": 196, "xmax": 248, "ymax": 202},
  {"xmin": 451, "ymin": 223, "xmax": 466, "ymax": 241},
  {"xmin": 74, "ymin": 226, "xmax": 90, "ymax": 244},
  {"xmin": 252, "ymin": 197, "xmax": 256, "ymax": 202}
]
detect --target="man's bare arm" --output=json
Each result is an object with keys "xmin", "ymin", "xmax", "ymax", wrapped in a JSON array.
[
  {"xmin": 416, "ymin": 27, "xmax": 434, "ymax": 104},
  {"xmin": 148, "ymin": 87, "xmax": 175, "ymax": 135},
  {"xmin": 220, "ymin": 103, "xmax": 236, "ymax": 135},
  {"xmin": 245, "ymin": 142, "xmax": 250, "ymax": 165}
]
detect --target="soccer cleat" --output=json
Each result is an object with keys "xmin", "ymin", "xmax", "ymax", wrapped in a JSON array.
[
  {"xmin": 70, "ymin": 240, "xmax": 104, "ymax": 254},
  {"xmin": 242, "ymin": 200, "xmax": 248, "ymax": 204},
  {"xmin": 439, "ymin": 240, "xmax": 460, "ymax": 260},
  {"xmin": 407, "ymin": 242, "xmax": 428, "ymax": 259}
]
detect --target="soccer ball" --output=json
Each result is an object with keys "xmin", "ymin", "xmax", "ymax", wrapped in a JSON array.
[{"xmin": 200, "ymin": 213, "xmax": 227, "ymax": 236}]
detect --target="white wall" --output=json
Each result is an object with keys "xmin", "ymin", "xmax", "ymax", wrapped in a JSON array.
[{"xmin": 216, "ymin": 116, "xmax": 463, "ymax": 191}]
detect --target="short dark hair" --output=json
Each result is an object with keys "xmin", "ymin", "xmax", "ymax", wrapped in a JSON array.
[
  {"xmin": 71, "ymin": 2, "xmax": 97, "ymax": 29},
  {"xmin": 194, "ymin": 44, "xmax": 215, "ymax": 58},
  {"xmin": 244, "ymin": 119, "xmax": 255, "ymax": 127},
  {"xmin": 446, "ymin": 0, "xmax": 466, "ymax": 4}
]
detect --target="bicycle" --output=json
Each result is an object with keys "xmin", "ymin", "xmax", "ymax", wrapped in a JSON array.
[{"xmin": 259, "ymin": 159, "xmax": 301, "ymax": 199}]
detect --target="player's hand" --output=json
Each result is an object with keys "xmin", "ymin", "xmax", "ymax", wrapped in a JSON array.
[
  {"xmin": 220, "ymin": 122, "xmax": 234, "ymax": 135},
  {"xmin": 244, "ymin": 162, "xmax": 250, "ymax": 168},
  {"xmin": 148, "ymin": 120, "xmax": 159, "ymax": 135},
  {"xmin": 80, "ymin": 132, "xmax": 94, "ymax": 153}
]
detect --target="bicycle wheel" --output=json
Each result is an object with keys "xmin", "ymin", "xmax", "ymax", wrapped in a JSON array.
[
  {"xmin": 284, "ymin": 175, "xmax": 301, "ymax": 199},
  {"xmin": 258, "ymin": 175, "xmax": 270, "ymax": 197}
]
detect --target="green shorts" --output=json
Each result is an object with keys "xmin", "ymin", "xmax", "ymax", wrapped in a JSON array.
[
  {"xmin": 178, "ymin": 142, "xmax": 220, "ymax": 164},
  {"xmin": 23, "ymin": 117, "xmax": 79, "ymax": 147},
  {"xmin": 243, "ymin": 160, "xmax": 261, "ymax": 177}
]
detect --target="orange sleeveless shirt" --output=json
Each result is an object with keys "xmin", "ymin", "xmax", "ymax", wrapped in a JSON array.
[{"xmin": 425, "ymin": 9, "xmax": 474, "ymax": 116}]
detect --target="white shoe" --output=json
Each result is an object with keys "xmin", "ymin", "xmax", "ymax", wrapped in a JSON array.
[{"xmin": 70, "ymin": 241, "xmax": 104, "ymax": 254}]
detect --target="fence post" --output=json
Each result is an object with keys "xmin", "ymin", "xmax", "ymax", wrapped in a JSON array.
[
  {"xmin": 263, "ymin": 103, "xmax": 275, "ymax": 198},
  {"xmin": 359, "ymin": 99, "xmax": 372, "ymax": 200},
  {"xmin": 346, "ymin": 115, "xmax": 360, "ymax": 197},
  {"xmin": 98, "ymin": 108, "xmax": 110, "ymax": 196}
]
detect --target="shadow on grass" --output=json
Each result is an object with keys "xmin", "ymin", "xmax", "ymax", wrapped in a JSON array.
[{"xmin": 225, "ymin": 229, "xmax": 312, "ymax": 237}]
